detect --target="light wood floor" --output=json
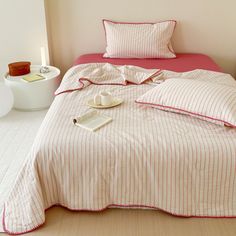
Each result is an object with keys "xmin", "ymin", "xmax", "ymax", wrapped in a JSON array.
[{"xmin": 3, "ymin": 207, "xmax": 235, "ymax": 236}]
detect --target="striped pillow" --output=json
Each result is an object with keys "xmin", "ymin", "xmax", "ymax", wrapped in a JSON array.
[
  {"xmin": 103, "ymin": 20, "xmax": 176, "ymax": 59},
  {"xmin": 136, "ymin": 78, "xmax": 236, "ymax": 127}
]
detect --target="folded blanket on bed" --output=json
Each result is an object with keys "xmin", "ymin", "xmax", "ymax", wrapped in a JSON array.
[
  {"xmin": 55, "ymin": 63, "xmax": 236, "ymax": 95},
  {"xmin": 55, "ymin": 63, "xmax": 160, "ymax": 95}
]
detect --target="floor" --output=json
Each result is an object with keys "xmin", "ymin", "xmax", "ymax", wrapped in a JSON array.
[
  {"xmin": 1, "ymin": 110, "xmax": 236, "ymax": 235},
  {"xmin": 2, "ymin": 207, "xmax": 236, "ymax": 236}
]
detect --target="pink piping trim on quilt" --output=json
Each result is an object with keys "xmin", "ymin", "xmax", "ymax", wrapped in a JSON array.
[
  {"xmin": 3, "ymin": 202, "xmax": 236, "ymax": 235},
  {"xmin": 135, "ymin": 100, "xmax": 236, "ymax": 128},
  {"xmin": 102, "ymin": 19, "xmax": 177, "ymax": 59},
  {"xmin": 54, "ymin": 69, "xmax": 162, "ymax": 96}
]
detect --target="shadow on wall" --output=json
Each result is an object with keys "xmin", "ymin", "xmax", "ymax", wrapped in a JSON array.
[{"xmin": 211, "ymin": 55, "xmax": 236, "ymax": 76}]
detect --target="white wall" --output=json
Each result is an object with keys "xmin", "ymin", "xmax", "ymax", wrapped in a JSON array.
[
  {"xmin": 0, "ymin": 0, "xmax": 49, "ymax": 79},
  {"xmin": 45, "ymin": 0, "xmax": 236, "ymax": 76}
]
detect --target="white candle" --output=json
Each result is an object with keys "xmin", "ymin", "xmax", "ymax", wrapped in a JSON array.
[{"xmin": 40, "ymin": 47, "xmax": 46, "ymax": 66}]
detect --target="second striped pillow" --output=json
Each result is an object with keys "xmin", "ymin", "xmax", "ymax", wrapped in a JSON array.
[{"xmin": 136, "ymin": 78, "xmax": 236, "ymax": 127}]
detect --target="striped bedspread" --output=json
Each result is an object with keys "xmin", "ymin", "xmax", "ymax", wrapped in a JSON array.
[{"xmin": 3, "ymin": 64, "xmax": 236, "ymax": 234}]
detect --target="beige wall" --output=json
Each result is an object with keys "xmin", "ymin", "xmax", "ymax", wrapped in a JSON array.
[
  {"xmin": 0, "ymin": 0, "xmax": 49, "ymax": 79},
  {"xmin": 45, "ymin": 0, "xmax": 236, "ymax": 76}
]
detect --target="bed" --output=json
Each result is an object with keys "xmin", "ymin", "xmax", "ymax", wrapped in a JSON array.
[{"xmin": 2, "ymin": 53, "xmax": 236, "ymax": 234}]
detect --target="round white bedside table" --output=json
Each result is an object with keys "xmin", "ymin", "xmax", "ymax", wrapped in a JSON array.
[{"xmin": 4, "ymin": 65, "xmax": 60, "ymax": 111}]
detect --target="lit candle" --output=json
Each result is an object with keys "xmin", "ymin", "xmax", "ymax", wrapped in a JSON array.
[{"xmin": 40, "ymin": 47, "xmax": 46, "ymax": 66}]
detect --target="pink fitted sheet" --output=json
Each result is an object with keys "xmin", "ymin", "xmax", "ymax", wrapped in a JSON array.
[{"xmin": 74, "ymin": 53, "xmax": 222, "ymax": 72}]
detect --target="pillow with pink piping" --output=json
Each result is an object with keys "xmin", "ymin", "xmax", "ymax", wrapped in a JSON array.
[
  {"xmin": 136, "ymin": 78, "xmax": 236, "ymax": 127},
  {"xmin": 103, "ymin": 19, "xmax": 176, "ymax": 59}
]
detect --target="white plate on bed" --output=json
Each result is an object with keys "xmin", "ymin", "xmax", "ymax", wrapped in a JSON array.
[{"xmin": 87, "ymin": 97, "xmax": 123, "ymax": 109}]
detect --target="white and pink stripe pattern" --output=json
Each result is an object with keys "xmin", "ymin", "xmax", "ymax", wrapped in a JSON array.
[
  {"xmin": 136, "ymin": 78, "xmax": 236, "ymax": 127},
  {"xmin": 3, "ymin": 64, "xmax": 236, "ymax": 234},
  {"xmin": 55, "ymin": 63, "xmax": 160, "ymax": 95},
  {"xmin": 103, "ymin": 20, "xmax": 176, "ymax": 58}
]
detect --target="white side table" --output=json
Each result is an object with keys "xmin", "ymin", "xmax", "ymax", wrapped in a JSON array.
[{"xmin": 4, "ymin": 65, "xmax": 60, "ymax": 111}]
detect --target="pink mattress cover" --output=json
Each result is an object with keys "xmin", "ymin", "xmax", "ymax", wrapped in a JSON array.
[{"xmin": 74, "ymin": 53, "xmax": 222, "ymax": 72}]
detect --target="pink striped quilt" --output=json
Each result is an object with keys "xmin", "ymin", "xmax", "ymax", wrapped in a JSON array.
[{"xmin": 3, "ymin": 63, "xmax": 236, "ymax": 234}]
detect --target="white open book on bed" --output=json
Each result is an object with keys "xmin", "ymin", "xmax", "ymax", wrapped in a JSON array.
[{"xmin": 73, "ymin": 110, "xmax": 112, "ymax": 131}]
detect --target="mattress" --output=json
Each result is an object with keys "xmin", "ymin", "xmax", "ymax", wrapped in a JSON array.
[{"xmin": 74, "ymin": 53, "xmax": 222, "ymax": 72}]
